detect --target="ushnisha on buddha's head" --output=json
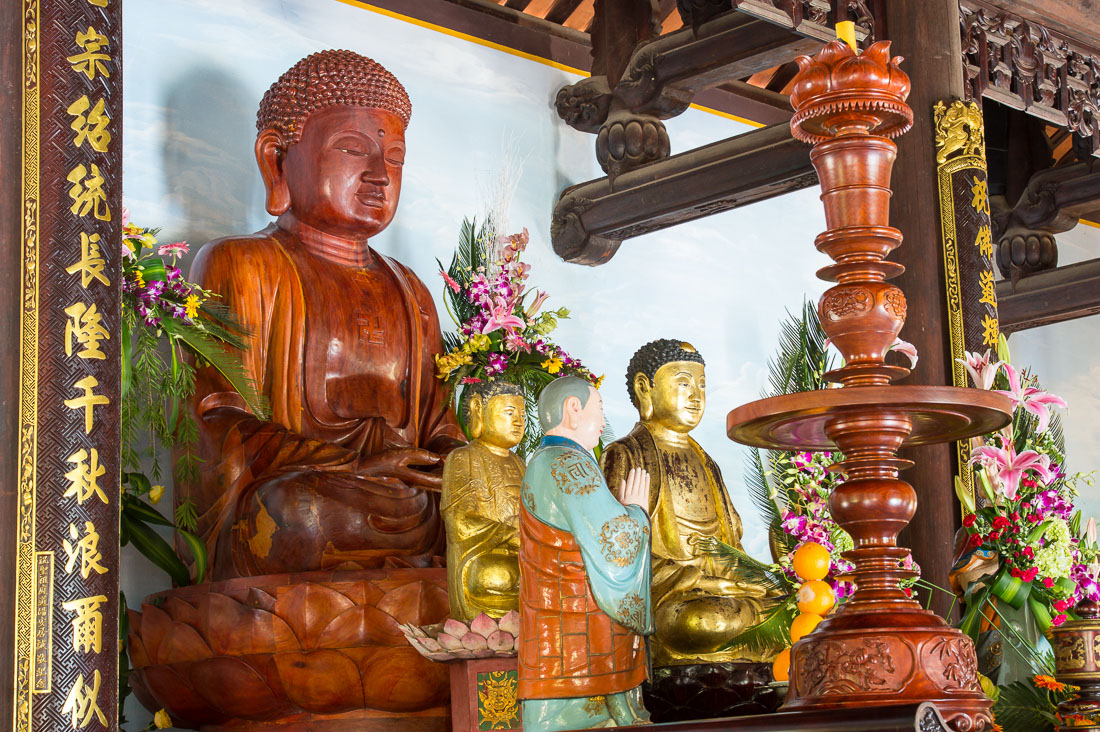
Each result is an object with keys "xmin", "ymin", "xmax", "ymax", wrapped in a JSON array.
[
  {"xmin": 539, "ymin": 376, "xmax": 605, "ymax": 451},
  {"xmin": 461, "ymin": 381, "xmax": 526, "ymax": 452},
  {"xmin": 255, "ymin": 50, "xmax": 411, "ymax": 240},
  {"xmin": 626, "ymin": 339, "xmax": 706, "ymax": 433}
]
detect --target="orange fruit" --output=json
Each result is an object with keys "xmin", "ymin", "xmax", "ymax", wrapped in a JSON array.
[
  {"xmin": 772, "ymin": 648, "xmax": 791, "ymax": 682},
  {"xmin": 797, "ymin": 580, "xmax": 836, "ymax": 616},
  {"xmin": 792, "ymin": 542, "xmax": 831, "ymax": 581},
  {"xmin": 789, "ymin": 612, "xmax": 823, "ymax": 643}
]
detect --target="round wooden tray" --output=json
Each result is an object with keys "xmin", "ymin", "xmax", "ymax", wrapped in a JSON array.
[{"xmin": 727, "ymin": 385, "xmax": 1013, "ymax": 452}]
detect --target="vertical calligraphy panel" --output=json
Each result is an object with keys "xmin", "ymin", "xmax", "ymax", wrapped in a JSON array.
[
  {"xmin": 16, "ymin": 0, "xmax": 121, "ymax": 729},
  {"xmin": 934, "ymin": 100, "xmax": 998, "ymax": 516}
]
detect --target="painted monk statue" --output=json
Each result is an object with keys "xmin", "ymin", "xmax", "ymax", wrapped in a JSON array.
[
  {"xmin": 185, "ymin": 50, "xmax": 465, "ymax": 580},
  {"xmin": 600, "ymin": 339, "xmax": 773, "ymax": 666},
  {"xmin": 519, "ymin": 376, "xmax": 654, "ymax": 730},
  {"xmin": 441, "ymin": 382, "xmax": 526, "ymax": 621}
]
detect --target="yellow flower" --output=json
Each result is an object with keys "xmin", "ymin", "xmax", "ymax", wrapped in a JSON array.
[
  {"xmin": 148, "ymin": 485, "xmax": 164, "ymax": 505},
  {"xmin": 133, "ymin": 270, "xmax": 145, "ymax": 288},
  {"xmin": 469, "ymin": 333, "xmax": 491, "ymax": 351},
  {"xmin": 139, "ymin": 232, "xmax": 158, "ymax": 249},
  {"xmin": 154, "ymin": 709, "xmax": 173, "ymax": 729},
  {"xmin": 594, "ymin": 374, "xmax": 605, "ymax": 389},
  {"xmin": 542, "ymin": 357, "xmax": 562, "ymax": 374},
  {"xmin": 184, "ymin": 294, "xmax": 201, "ymax": 319}
]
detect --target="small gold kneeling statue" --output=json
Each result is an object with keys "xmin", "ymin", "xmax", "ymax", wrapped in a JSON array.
[
  {"xmin": 441, "ymin": 382, "xmax": 526, "ymax": 621},
  {"xmin": 601, "ymin": 339, "xmax": 774, "ymax": 666}
]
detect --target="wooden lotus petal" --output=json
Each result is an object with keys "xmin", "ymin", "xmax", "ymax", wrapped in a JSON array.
[
  {"xmin": 138, "ymin": 603, "xmax": 174, "ymax": 665},
  {"xmin": 188, "ymin": 656, "xmax": 289, "ymax": 720},
  {"xmin": 316, "ymin": 604, "xmax": 406, "ymax": 648},
  {"xmin": 199, "ymin": 592, "xmax": 300, "ymax": 655},
  {"xmin": 153, "ymin": 619, "xmax": 214, "ymax": 664},
  {"xmin": 273, "ymin": 649, "xmax": 365, "ymax": 714},
  {"xmin": 272, "ymin": 582, "xmax": 355, "ymax": 648},
  {"xmin": 360, "ymin": 646, "xmax": 451, "ymax": 712},
  {"xmin": 498, "ymin": 609, "xmax": 520, "ymax": 637},
  {"xmin": 245, "ymin": 586, "xmax": 278, "ymax": 613},
  {"xmin": 377, "ymin": 579, "xmax": 450, "ymax": 626},
  {"xmin": 161, "ymin": 595, "xmax": 200, "ymax": 626},
  {"xmin": 139, "ymin": 664, "xmax": 226, "ymax": 727},
  {"xmin": 469, "ymin": 612, "xmax": 498, "ymax": 639}
]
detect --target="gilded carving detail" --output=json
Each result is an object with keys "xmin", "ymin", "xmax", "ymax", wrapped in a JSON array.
[
  {"xmin": 1058, "ymin": 635, "xmax": 1087, "ymax": 670},
  {"xmin": 476, "ymin": 669, "xmax": 519, "ymax": 730},
  {"xmin": 932, "ymin": 100, "xmax": 985, "ymax": 165}
]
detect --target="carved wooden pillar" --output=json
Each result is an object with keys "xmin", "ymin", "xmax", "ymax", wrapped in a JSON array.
[
  {"xmin": 4, "ymin": 0, "xmax": 123, "ymax": 728},
  {"xmin": 883, "ymin": 0, "xmax": 968, "ymax": 620}
]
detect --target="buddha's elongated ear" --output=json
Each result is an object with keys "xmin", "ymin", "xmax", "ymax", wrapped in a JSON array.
[
  {"xmin": 468, "ymin": 394, "xmax": 484, "ymax": 439},
  {"xmin": 256, "ymin": 128, "xmax": 291, "ymax": 215},
  {"xmin": 633, "ymin": 372, "xmax": 654, "ymax": 421}
]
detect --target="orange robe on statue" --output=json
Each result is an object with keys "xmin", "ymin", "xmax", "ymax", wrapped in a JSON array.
[{"xmin": 185, "ymin": 225, "xmax": 464, "ymax": 580}]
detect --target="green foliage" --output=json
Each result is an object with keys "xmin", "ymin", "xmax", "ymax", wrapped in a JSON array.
[
  {"xmin": 718, "ymin": 600, "xmax": 797, "ymax": 656},
  {"xmin": 993, "ymin": 680, "xmax": 1057, "ymax": 732}
]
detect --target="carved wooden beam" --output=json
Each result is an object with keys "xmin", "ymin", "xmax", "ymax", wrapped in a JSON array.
[
  {"xmin": 959, "ymin": 0, "xmax": 1100, "ymax": 157},
  {"xmin": 998, "ymin": 257, "xmax": 1100, "ymax": 332},
  {"xmin": 550, "ymin": 123, "xmax": 815, "ymax": 264}
]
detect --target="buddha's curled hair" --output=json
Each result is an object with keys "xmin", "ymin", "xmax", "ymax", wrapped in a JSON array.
[
  {"xmin": 257, "ymin": 49, "xmax": 412, "ymax": 148},
  {"xmin": 625, "ymin": 339, "xmax": 705, "ymax": 408}
]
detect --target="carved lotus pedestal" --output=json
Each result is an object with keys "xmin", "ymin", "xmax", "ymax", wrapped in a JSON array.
[{"xmin": 127, "ymin": 569, "xmax": 452, "ymax": 731}]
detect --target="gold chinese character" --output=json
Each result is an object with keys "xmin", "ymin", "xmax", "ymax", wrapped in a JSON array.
[
  {"xmin": 67, "ymin": 164, "xmax": 111, "ymax": 222},
  {"xmin": 61, "ymin": 594, "xmax": 106, "ymax": 654},
  {"xmin": 66, "ymin": 233, "xmax": 110, "ymax": 289},
  {"xmin": 64, "ymin": 448, "xmax": 107, "ymax": 505},
  {"xmin": 65, "ymin": 302, "xmax": 109, "ymax": 360},
  {"xmin": 85, "ymin": 0, "xmax": 108, "ymax": 6},
  {"xmin": 64, "ymin": 522, "xmax": 107, "ymax": 579},
  {"xmin": 978, "ymin": 269, "xmax": 998, "ymax": 307},
  {"xmin": 974, "ymin": 224, "xmax": 993, "ymax": 259},
  {"xmin": 62, "ymin": 670, "xmax": 107, "ymax": 728},
  {"xmin": 970, "ymin": 176, "xmax": 990, "ymax": 216},
  {"xmin": 982, "ymin": 313, "xmax": 999, "ymax": 348},
  {"xmin": 67, "ymin": 27, "xmax": 110, "ymax": 80},
  {"xmin": 64, "ymin": 376, "xmax": 109, "ymax": 434},
  {"xmin": 67, "ymin": 96, "xmax": 111, "ymax": 153}
]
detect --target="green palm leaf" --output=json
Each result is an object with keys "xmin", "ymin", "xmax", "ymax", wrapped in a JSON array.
[
  {"xmin": 993, "ymin": 680, "xmax": 1056, "ymax": 732},
  {"xmin": 718, "ymin": 599, "xmax": 797, "ymax": 656},
  {"xmin": 695, "ymin": 537, "xmax": 792, "ymax": 594}
]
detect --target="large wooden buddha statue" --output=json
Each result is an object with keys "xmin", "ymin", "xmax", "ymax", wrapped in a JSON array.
[
  {"xmin": 600, "ymin": 339, "xmax": 772, "ymax": 666},
  {"xmin": 184, "ymin": 50, "xmax": 465, "ymax": 580},
  {"xmin": 440, "ymin": 382, "xmax": 526, "ymax": 621}
]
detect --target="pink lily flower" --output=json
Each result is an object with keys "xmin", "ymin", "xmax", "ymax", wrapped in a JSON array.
[
  {"xmin": 995, "ymin": 362, "xmax": 1067, "ymax": 433},
  {"xmin": 121, "ymin": 206, "xmax": 131, "ymax": 228},
  {"xmin": 889, "ymin": 337, "xmax": 919, "ymax": 368},
  {"xmin": 957, "ymin": 350, "xmax": 1003, "ymax": 390},
  {"xmin": 481, "ymin": 296, "xmax": 525, "ymax": 334},
  {"xmin": 525, "ymin": 290, "xmax": 550, "ymax": 318},
  {"xmin": 970, "ymin": 443, "xmax": 1057, "ymax": 500}
]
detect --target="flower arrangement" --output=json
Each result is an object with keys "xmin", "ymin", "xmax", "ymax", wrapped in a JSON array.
[
  {"xmin": 954, "ymin": 338, "xmax": 1094, "ymax": 639},
  {"xmin": 435, "ymin": 218, "xmax": 600, "ymax": 456},
  {"xmin": 119, "ymin": 213, "xmax": 264, "ymax": 732}
]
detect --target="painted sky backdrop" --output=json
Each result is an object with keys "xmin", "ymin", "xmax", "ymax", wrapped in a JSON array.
[{"xmin": 122, "ymin": 1, "xmax": 1099, "ymax": 726}]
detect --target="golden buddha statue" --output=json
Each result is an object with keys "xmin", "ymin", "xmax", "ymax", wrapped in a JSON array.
[
  {"xmin": 441, "ymin": 382, "xmax": 526, "ymax": 621},
  {"xmin": 600, "ymin": 339, "xmax": 772, "ymax": 666}
]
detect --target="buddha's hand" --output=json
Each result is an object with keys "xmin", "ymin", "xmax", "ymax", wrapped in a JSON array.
[
  {"xmin": 619, "ymin": 467, "xmax": 651, "ymax": 509},
  {"xmin": 357, "ymin": 448, "xmax": 443, "ymax": 491}
]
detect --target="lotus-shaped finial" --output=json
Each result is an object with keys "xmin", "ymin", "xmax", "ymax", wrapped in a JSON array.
[
  {"xmin": 401, "ymin": 610, "xmax": 520, "ymax": 662},
  {"xmin": 790, "ymin": 40, "xmax": 913, "ymax": 144}
]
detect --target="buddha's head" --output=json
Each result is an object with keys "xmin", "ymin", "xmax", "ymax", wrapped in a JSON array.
[
  {"xmin": 627, "ymin": 339, "xmax": 706, "ymax": 433},
  {"xmin": 256, "ymin": 50, "xmax": 411, "ymax": 240},
  {"xmin": 463, "ymin": 382, "xmax": 526, "ymax": 451}
]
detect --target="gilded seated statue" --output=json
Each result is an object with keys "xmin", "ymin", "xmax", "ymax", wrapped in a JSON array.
[
  {"xmin": 600, "ymin": 339, "xmax": 771, "ymax": 666},
  {"xmin": 185, "ymin": 50, "xmax": 465, "ymax": 580},
  {"xmin": 441, "ymin": 382, "xmax": 526, "ymax": 621}
]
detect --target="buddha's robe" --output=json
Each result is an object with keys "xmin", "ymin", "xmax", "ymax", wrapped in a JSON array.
[
  {"xmin": 185, "ymin": 225, "xmax": 464, "ymax": 580},
  {"xmin": 601, "ymin": 423, "xmax": 771, "ymax": 665},
  {"xmin": 518, "ymin": 436, "xmax": 652, "ymax": 730},
  {"xmin": 440, "ymin": 441, "xmax": 523, "ymax": 620}
]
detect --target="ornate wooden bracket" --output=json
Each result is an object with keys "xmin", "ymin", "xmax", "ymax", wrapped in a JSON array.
[{"xmin": 960, "ymin": 0, "xmax": 1100, "ymax": 157}]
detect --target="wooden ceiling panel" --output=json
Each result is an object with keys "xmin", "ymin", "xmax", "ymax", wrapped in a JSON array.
[
  {"xmin": 563, "ymin": 0, "xmax": 595, "ymax": 31},
  {"xmin": 544, "ymin": 0, "xmax": 586, "ymax": 24}
]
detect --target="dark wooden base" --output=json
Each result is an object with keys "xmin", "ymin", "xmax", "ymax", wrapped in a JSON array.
[
  {"xmin": 643, "ymin": 662, "xmax": 782, "ymax": 723},
  {"xmin": 606, "ymin": 701, "xmax": 952, "ymax": 731}
]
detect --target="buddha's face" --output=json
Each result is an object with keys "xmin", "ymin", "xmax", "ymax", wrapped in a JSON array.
[
  {"xmin": 281, "ymin": 105, "xmax": 405, "ymax": 239},
  {"xmin": 645, "ymin": 361, "xmax": 705, "ymax": 433},
  {"xmin": 476, "ymin": 394, "xmax": 526, "ymax": 450}
]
